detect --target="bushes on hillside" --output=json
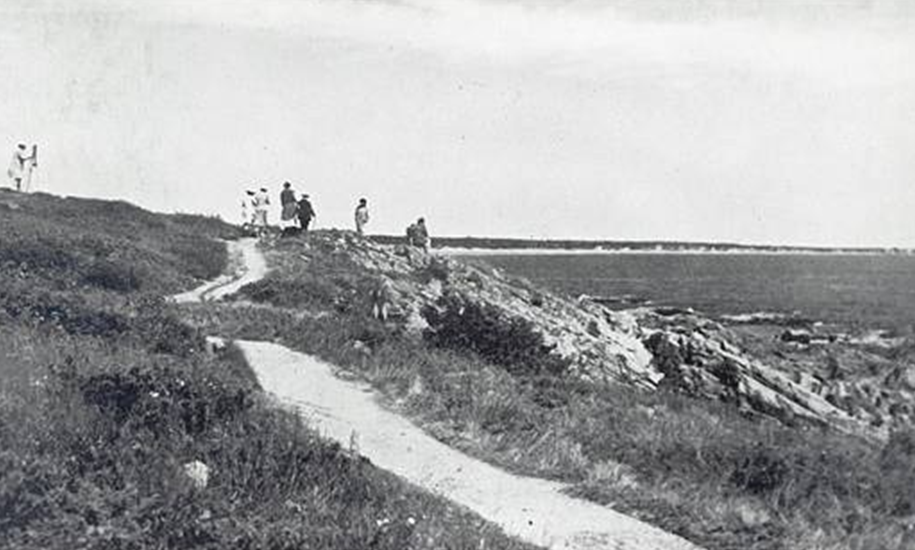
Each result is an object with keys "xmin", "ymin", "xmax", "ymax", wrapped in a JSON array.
[
  {"xmin": 82, "ymin": 259, "xmax": 142, "ymax": 292},
  {"xmin": 0, "ymin": 193, "xmax": 237, "ymax": 295},
  {"xmin": 422, "ymin": 293, "xmax": 568, "ymax": 377},
  {"xmin": 239, "ymin": 273, "xmax": 376, "ymax": 315},
  {"xmin": 878, "ymin": 428, "xmax": 915, "ymax": 516},
  {"xmin": 0, "ymin": 288, "xmax": 203, "ymax": 355},
  {"xmin": 0, "ymin": 236, "xmax": 78, "ymax": 273},
  {"xmin": 167, "ymin": 236, "xmax": 229, "ymax": 281}
]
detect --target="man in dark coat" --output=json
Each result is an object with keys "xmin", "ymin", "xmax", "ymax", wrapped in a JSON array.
[{"xmin": 297, "ymin": 194, "xmax": 316, "ymax": 233}]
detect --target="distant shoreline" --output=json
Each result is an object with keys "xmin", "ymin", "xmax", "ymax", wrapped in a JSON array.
[
  {"xmin": 438, "ymin": 247, "xmax": 911, "ymax": 256},
  {"xmin": 367, "ymin": 235, "xmax": 912, "ymax": 256}
]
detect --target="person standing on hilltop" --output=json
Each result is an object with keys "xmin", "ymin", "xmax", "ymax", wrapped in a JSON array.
[
  {"xmin": 280, "ymin": 182, "xmax": 297, "ymax": 221},
  {"xmin": 279, "ymin": 181, "xmax": 299, "ymax": 236},
  {"xmin": 354, "ymin": 198, "xmax": 370, "ymax": 236},
  {"xmin": 297, "ymin": 194, "xmax": 316, "ymax": 233},
  {"xmin": 253, "ymin": 187, "xmax": 271, "ymax": 238},
  {"xmin": 7, "ymin": 143, "xmax": 36, "ymax": 192}
]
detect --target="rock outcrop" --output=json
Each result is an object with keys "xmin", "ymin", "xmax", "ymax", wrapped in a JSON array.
[{"xmin": 297, "ymin": 232, "xmax": 882, "ymax": 437}]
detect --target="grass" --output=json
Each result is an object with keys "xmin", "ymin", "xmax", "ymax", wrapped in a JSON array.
[
  {"xmin": 215, "ymin": 232, "xmax": 915, "ymax": 550},
  {"xmin": 0, "ymin": 193, "xmax": 536, "ymax": 550},
  {"xmin": 0, "ymin": 324, "xmax": 531, "ymax": 549},
  {"xmin": 0, "ymin": 190, "xmax": 235, "ymax": 293}
]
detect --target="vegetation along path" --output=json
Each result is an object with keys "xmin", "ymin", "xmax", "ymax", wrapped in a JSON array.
[{"xmin": 187, "ymin": 238, "xmax": 701, "ymax": 550}]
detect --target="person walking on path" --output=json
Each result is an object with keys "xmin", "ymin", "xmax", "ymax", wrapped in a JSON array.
[
  {"xmin": 354, "ymin": 198, "xmax": 370, "ymax": 235},
  {"xmin": 253, "ymin": 187, "xmax": 271, "ymax": 238},
  {"xmin": 7, "ymin": 143, "xmax": 36, "ymax": 192},
  {"xmin": 296, "ymin": 194, "xmax": 316, "ymax": 233}
]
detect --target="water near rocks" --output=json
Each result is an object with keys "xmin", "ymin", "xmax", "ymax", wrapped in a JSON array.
[{"xmin": 471, "ymin": 253, "xmax": 915, "ymax": 330}]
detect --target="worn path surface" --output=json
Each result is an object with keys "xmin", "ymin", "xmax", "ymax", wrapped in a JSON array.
[
  {"xmin": 171, "ymin": 238, "xmax": 267, "ymax": 303},
  {"xmin": 180, "ymin": 238, "xmax": 702, "ymax": 550}
]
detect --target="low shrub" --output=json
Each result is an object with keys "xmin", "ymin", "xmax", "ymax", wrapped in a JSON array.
[
  {"xmin": 82, "ymin": 258, "xmax": 142, "ymax": 292},
  {"xmin": 878, "ymin": 428, "xmax": 915, "ymax": 516},
  {"xmin": 415, "ymin": 257, "xmax": 451, "ymax": 284},
  {"xmin": 0, "ymin": 236, "xmax": 78, "ymax": 272},
  {"xmin": 167, "ymin": 236, "xmax": 228, "ymax": 281},
  {"xmin": 422, "ymin": 293, "xmax": 569, "ymax": 377}
]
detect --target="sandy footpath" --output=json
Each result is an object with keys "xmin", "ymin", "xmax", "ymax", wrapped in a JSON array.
[
  {"xmin": 171, "ymin": 238, "xmax": 267, "ymax": 303},
  {"xmin": 178, "ymin": 237, "xmax": 702, "ymax": 550},
  {"xmin": 240, "ymin": 340, "xmax": 700, "ymax": 550}
]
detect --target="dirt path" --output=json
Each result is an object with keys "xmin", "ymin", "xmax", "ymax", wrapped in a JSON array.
[
  {"xmin": 241, "ymin": 341, "xmax": 700, "ymax": 550},
  {"xmin": 179, "ymin": 238, "xmax": 701, "ymax": 550},
  {"xmin": 171, "ymin": 238, "xmax": 267, "ymax": 303}
]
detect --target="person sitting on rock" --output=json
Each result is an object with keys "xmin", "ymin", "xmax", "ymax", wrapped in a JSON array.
[
  {"xmin": 414, "ymin": 217, "xmax": 431, "ymax": 253},
  {"xmin": 405, "ymin": 221, "xmax": 417, "ymax": 247}
]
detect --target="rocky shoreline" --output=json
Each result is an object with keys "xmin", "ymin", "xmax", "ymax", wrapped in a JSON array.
[{"xmin": 322, "ymin": 232, "xmax": 913, "ymax": 441}]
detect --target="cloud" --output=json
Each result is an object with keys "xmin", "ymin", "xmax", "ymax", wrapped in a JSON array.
[{"xmin": 91, "ymin": 0, "xmax": 913, "ymax": 89}]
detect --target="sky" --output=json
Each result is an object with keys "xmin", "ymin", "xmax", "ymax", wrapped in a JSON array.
[{"xmin": 1, "ymin": 0, "xmax": 914, "ymax": 247}]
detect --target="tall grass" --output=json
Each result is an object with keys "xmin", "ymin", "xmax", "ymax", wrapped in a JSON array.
[
  {"xmin": 1, "ymin": 194, "xmax": 534, "ymax": 549},
  {"xmin": 0, "ymin": 191, "xmax": 235, "ymax": 293},
  {"xmin": 0, "ymin": 323, "xmax": 531, "ymax": 549}
]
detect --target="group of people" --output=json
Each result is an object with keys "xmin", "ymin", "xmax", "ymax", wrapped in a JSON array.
[
  {"xmin": 240, "ymin": 182, "xmax": 433, "ymax": 252},
  {"xmin": 241, "ymin": 182, "xmax": 316, "ymax": 237},
  {"xmin": 7, "ymin": 143, "xmax": 38, "ymax": 192}
]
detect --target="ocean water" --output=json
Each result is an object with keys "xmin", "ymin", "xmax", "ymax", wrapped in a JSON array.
[{"xmin": 468, "ymin": 253, "xmax": 915, "ymax": 330}]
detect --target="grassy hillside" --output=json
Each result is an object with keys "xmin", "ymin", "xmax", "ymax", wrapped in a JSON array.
[
  {"xmin": 0, "ymin": 192, "xmax": 532, "ymax": 550},
  {"xmin": 0, "ymin": 190, "xmax": 236, "ymax": 293},
  {"xmin": 196, "ymin": 232, "xmax": 915, "ymax": 550}
]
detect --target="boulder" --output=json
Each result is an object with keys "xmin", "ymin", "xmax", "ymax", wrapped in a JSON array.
[{"xmin": 182, "ymin": 460, "xmax": 210, "ymax": 490}]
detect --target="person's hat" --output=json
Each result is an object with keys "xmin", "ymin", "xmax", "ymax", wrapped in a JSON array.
[
  {"xmin": 17, "ymin": 143, "xmax": 26, "ymax": 149},
  {"xmin": 302, "ymin": 194, "xmax": 310, "ymax": 198},
  {"xmin": 260, "ymin": 187, "xmax": 268, "ymax": 192},
  {"xmin": 246, "ymin": 190, "xmax": 255, "ymax": 195}
]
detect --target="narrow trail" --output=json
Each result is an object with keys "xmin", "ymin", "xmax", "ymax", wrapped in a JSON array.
[
  {"xmin": 179, "ymin": 239, "xmax": 701, "ymax": 550},
  {"xmin": 171, "ymin": 238, "xmax": 267, "ymax": 303}
]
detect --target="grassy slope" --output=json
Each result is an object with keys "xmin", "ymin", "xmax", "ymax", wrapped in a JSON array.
[
  {"xmin": 209, "ymin": 233, "xmax": 915, "ymax": 550},
  {"xmin": 0, "ymin": 192, "xmax": 533, "ymax": 550}
]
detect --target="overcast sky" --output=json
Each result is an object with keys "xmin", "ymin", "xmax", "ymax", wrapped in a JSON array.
[{"xmin": 1, "ymin": 0, "xmax": 913, "ymax": 247}]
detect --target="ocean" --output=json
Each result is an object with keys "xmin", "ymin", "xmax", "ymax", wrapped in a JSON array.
[{"xmin": 467, "ymin": 253, "xmax": 915, "ymax": 330}]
